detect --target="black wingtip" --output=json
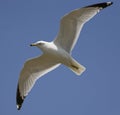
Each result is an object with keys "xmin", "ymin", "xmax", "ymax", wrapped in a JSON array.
[
  {"xmin": 16, "ymin": 85, "xmax": 26, "ymax": 110},
  {"xmin": 85, "ymin": 2, "xmax": 113, "ymax": 9}
]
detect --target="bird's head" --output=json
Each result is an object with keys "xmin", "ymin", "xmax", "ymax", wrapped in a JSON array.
[
  {"xmin": 30, "ymin": 41, "xmax": 45, "ymax": 47},
  {"xmin": 30, "ymin": 41, "xmax": 47, "ymax": 51}
]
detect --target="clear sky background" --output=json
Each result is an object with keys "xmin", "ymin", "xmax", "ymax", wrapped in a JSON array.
[{"xmin": 0, "ymin": 0, "xmax": 119, "ymax": 115}]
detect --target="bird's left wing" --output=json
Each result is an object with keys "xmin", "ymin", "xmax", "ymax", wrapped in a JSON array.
[
  {"xmin": 54, "ymin": 2, "xmax": 113, "ymax": 53},
  {"xmin": 16, "ymin": 54, "xmax": 60, "ymax": 110}
]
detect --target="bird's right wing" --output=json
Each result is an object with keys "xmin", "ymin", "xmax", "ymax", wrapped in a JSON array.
[
  {"xmin": 16, "ymin": 54, "xmax": 60, "ymax": 110},
  {"xmin": 54, "ymin": 2, "xmax": 113, "ymax": 53}
]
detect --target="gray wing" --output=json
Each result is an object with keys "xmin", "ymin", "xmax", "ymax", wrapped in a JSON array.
[
  {"xmin": 16, "ymin": 54, "xmax": 60, "ymax": 110},
  {"xmin": 54, "ymin": 2, "xmax": 113, "ymax": 53}
]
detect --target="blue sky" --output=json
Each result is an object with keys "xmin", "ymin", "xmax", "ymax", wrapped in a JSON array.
[{"xmin": 0, "ymin": 0, "xmax": 120, "ymax": 115}]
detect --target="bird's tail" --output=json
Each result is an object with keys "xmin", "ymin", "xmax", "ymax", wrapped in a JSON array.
[{"xmin": 68, "ymin": 58, "xmax": 86, "ymax": 75}]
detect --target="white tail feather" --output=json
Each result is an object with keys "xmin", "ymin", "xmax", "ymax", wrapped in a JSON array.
[{"xmin": 69, "ymin": 58, "xmax": 86, "ymax": 75}]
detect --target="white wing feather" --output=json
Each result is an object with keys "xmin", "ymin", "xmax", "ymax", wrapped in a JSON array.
[
  {"xmin": 54, "ymin": 7, "xmax": 101, "ymax": 53},
  {"xmin": 18, "ymin": 54, "xmax": 60, "ymax": 97},
  {"xmin": 17, "ymin": 54, "xmax": 60, "ymax": 109}
]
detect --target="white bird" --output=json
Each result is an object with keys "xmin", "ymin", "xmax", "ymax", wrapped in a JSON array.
[{"xmin": 16, "ymin": 2, "xmax": 113, "ymax": 110}]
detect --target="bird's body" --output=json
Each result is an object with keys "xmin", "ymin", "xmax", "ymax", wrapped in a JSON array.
[{"xmin": 16, "ymin": 2, "xmax": 113, "ymax": 110}]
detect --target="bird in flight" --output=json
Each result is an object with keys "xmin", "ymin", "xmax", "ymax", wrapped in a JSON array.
[{"xmin": 16, "ymin": 2, "xmax": 113, "ymax": 110}]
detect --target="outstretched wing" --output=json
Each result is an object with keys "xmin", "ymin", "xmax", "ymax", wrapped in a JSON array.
[
  {"xmin": 54, "ymin": 2, "xmax": 113, "ymax": 53},
  {"xmin": 16, "ymin": 54, "xmax": 60, "ymax": 110}
]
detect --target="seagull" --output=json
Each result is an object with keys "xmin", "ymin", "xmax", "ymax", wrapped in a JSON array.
[{"xmin": 16, "ymin": 2, "xmax": 113, "ymax": 110}]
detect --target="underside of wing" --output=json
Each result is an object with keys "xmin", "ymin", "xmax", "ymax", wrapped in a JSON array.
[
  {"xmin": 54, "ymin": 2, "xmax": 113, "ymax": 53},
  {"xmin": 16, "ymin": 54, "xmax": 60, "ymax": 110}
]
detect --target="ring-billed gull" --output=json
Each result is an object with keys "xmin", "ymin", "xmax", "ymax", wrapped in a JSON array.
[{"xmin": 16, "ymin": 2, "xmax": 113, "ymax": 110}]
